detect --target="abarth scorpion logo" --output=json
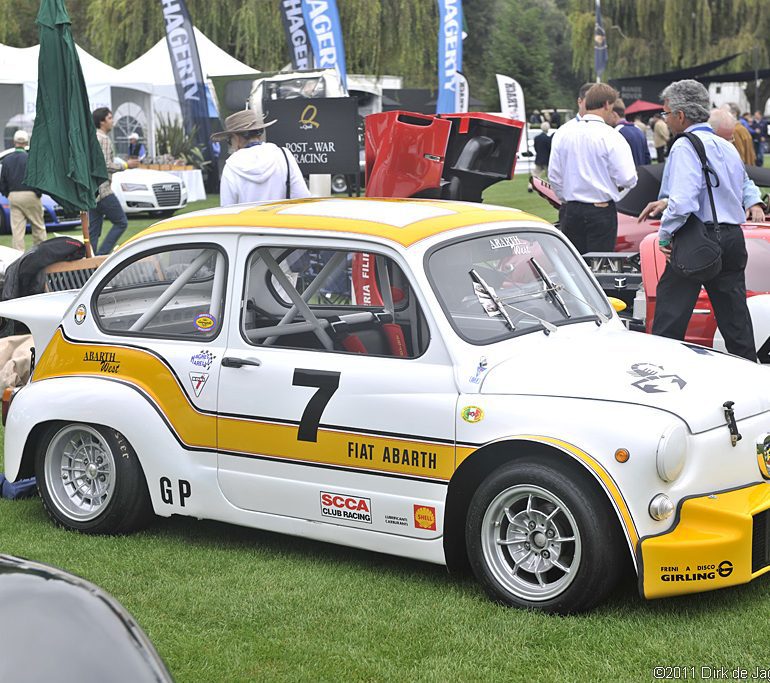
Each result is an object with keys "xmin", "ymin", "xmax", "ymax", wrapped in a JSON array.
[{"xmin": 628, "ymin": 363, "xmax": 686, "ymax": 394}]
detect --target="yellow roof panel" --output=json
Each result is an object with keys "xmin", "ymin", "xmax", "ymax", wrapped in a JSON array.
[{"xmin": 126, "ymin": 197, "xmax": 549, "ymax": 248}]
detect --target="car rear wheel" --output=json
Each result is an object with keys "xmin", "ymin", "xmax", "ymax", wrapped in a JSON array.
[
  {"xmin": 35, "ymin": 423, "xmax": 153, "ymax": 534},
  {"xmin": 466, "ymin": 460, "xmax": 624, "ymax": 614}
]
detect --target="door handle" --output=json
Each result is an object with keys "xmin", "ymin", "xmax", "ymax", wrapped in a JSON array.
[{"xmin": 221, "ymin": 356, "xmax": 261, "ymax": 368}]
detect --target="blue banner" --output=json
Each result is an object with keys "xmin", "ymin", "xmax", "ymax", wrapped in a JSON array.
[
  {"xmin": 594, "ymin": 0, "xmax": 608, "ymax": 79},
  {"xmin": 301, "ymin": 0, "xmax": 347, "ymax": 91},
  {"xmin": 159, "ymin": 0, "xmax": 212, "ymax": 157},
  {"xmin": 280, "ymin": 0, "xmax": 313, "ymax": 71},
  {"xmin": 436, "ymin": 0, "xmax": 463, "ymax": 114}
]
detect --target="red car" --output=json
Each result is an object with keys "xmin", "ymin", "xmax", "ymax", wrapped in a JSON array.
[{"xmin": 530, "ymin": 173, "xmax": 770, "ymax": 360}]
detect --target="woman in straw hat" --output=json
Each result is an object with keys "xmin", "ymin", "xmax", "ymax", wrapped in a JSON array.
[{"xmin": 212, "ymin": 110, "xmax": 310, "ymax": 205}]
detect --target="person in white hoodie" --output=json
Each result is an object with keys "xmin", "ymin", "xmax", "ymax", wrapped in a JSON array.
[{"xmin": 212, "ymin": 110, "xmax": 311, "ymax": 206}]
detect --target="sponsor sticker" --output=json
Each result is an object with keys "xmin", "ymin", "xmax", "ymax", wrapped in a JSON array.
[
  {"xmin": 384, "ymin": 514, "xmax": 409, "ymax": 527},
  {"xmin": 74, "ymin": 304, "xmax": 87, "ymax": 325},
  {"xmin": 190, "ymin": 349, "xmax": 216, "ymax": 371},
  {"xmin": 461, "ymin": 406, "xmax": 484, "ymax": 423},
  {"xmin": 189, "ymin": 372, "xmax": 208, "ymax": 397},
  {"xmin": 657, "ymin": 560, "xmax": 733, "ymax": 582},
  {"xmin": 195, "ymin": 313, "xmax": 216, "ymax": 332},
  {"xmin": 489, "ymin": 235, "xmax": 531, "ymax": 254},
  {"xmin": 320, "ymin": 491, "xmax": 372, "ymax": 524},
  {"xmin": 468, "ymin": 357, "xmax": 488, "ymax": 384},
  {"xmin": 413, "ymin": 505, "xmax": 436, "ymax": 531}
]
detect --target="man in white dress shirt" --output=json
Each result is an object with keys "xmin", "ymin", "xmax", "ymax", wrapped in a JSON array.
[{"xmin": 548, "ymin": 83, "xmax": 638, "ymax": 254}]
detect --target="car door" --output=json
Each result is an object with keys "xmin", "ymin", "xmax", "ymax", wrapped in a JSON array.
[{"xmin": 216, "ymin": 235, "xmax": 458, "ymax": 539}]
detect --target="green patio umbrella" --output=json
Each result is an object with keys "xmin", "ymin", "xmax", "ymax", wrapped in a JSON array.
[{"xmin": 24, "ymin": 0, "xmax": 108, "ymax": 257}]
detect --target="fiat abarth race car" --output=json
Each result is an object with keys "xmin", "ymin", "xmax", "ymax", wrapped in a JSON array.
[{"xmin": 2, "ymin": 197, "xmax": 770, "ymax": 614}]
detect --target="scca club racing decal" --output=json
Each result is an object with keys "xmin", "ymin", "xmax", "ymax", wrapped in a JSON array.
[
  {"xmin": 320, "ymin": 492, "xmax": 372, "ymax": 524},
  {"xmin": 658, "ymin": 560, "xmax": 733, "ymax": 582},
  {"xmin": 628, "ymin": 363, "xmax": 686, "ymax": 393},
  {"xmin": 413, "ymin": 505, "xmax": 437, "ymax": 531}
]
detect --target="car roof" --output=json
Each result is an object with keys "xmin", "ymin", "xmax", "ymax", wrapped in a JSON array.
[{"xmin": 128, "ymin": 197, "xmax": 548, "ymax": 248}]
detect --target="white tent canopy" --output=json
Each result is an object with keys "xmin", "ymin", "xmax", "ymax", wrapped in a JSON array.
[
  {"xmin": 0, "ymin": 42, "xmax": 153, "ymax": 151},
  {"xmin": 118, "ymin": 27, "xmax": 258, "ymax": 123}
]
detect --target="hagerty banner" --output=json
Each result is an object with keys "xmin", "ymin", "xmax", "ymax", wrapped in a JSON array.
[
  {"xmin": 159, "ymin": 0, "xmax": 211, "ymax": 156},
  {"xmin": 280, "ymin": 0, "xmax": 313, "ymax": 71},
  {"xmin": 436, "ymin": 0, "xmax": 463, "ymax": 114},
  {"xmin": 301, "ymin": 0, "xmax": 348, "ymax": 91}
]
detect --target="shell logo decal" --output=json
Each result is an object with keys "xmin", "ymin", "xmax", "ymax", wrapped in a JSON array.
[
  {"xmin": 413, "ymin": 505, "xmax": 436, "ymax": 531},
  {"xmin": 461, "ymin": 405, "xmax": 484, "ymax": 423}
]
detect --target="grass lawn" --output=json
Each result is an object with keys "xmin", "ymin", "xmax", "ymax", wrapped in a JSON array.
[{"xmin": 1, "ymin": 180, "xmax": 769, "ymax": 682}]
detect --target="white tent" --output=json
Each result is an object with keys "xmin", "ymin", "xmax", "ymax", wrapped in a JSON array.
[
  {"xmin": 0, "ymin": 42, "xmax": 153, "ymax": 150},
  {"xmin": 118, "ymin": 27, "xmax": 258, "ymax": 124}
]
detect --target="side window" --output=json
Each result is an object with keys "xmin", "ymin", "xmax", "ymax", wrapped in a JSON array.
[
  {"xmin": 242, "ymin": 246, "xmax": 429, "ymax": 358},
  {"xmin": 94, "ymin": 246, "xmax": 226, "ymax": 339}
]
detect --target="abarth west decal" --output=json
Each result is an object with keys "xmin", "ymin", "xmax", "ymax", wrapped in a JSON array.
[{"xmin": 35, "ymin": 329, "xmax": 462, "ymax": 482}]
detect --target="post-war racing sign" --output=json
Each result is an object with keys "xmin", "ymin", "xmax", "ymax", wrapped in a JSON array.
[{"xmin": 265, "ymin": 97, "xmax": 360, "ymax": 175}]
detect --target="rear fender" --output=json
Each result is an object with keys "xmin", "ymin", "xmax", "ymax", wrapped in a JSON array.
[
  {"xmin": 0, "ymin": 293, "xmax": 77, "ymax": 353},
  {"xmin": 5, "ymin": 376, "xmax": 217, "ymax": 517}
]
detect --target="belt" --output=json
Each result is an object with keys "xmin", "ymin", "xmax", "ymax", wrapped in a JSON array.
[
  {"xmin": 704, "ymin": 222, "xmax": 739, "ymax": 229},
  {"xmin": 566, "ymin": 200, "xmax": 614, "ymax": 208}
]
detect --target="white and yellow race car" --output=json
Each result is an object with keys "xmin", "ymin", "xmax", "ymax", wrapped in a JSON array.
[{"xmin": 2, "ymin": 197, "xmax": 770, "ymax": 614}]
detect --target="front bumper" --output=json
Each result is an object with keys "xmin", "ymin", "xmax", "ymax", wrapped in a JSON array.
[{"xmin": 639, "ymin": 483, "xmax": 770, "ymax": 599}]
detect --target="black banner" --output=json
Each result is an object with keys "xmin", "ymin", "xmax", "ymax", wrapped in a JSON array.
[
  {"xmin": 280, "ymin": 0, "xmax": 313, "ymax": 71},
  {"xmin": 159, "ymin": 0, "xmax": 211, "ymax": 158},
  {"xmin": 264, "ymin": 97, "xmax": 359, "ymax": 175}
]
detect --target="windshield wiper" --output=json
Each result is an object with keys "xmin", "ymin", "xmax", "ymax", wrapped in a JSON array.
[
  {"xmin": 557, "ymin": 283, "xmax": 611, "ymax": 325},
  {"xmin": 469, "ymin": 269, "xmax": 516, "ymax": 331},
  {"xmin": 528, "ymin": 258, "xmax": 571, "ymax": 318}
]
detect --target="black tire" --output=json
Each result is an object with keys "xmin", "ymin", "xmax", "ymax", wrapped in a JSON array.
[
  {"xmin": 465, "ymin": 460, "xmax": 624, "ymax": 614},
  {"xmin": 35, "ymin": 423, "xmax": 154, "ymax": 534}
]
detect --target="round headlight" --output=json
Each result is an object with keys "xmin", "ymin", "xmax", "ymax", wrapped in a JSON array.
[{"xmin": 656, "ymin": 423, "xmax": 688, "ymax": 482}]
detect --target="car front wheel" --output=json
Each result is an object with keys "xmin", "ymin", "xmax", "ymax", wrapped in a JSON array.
[
  {"xmin": 35, "ymin": 423, "xmax": 153, "ymax": 534},
  {"xmin": 466, "ymin": 460, "xmax": 624, "ymax": 614}
]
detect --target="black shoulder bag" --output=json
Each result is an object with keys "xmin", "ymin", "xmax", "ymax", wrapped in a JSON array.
[
  {"xmin": 669, "ymin": 132, "xmax": 722, "ymax": 282},
  {"xmin": 279, "ymin": 147, "xmax": 291, "ymax": 199}
]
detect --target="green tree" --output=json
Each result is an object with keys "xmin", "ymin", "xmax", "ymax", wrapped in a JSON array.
[{"xmin": 487, "ymin": 0, "xmax": 555, "ymax": 110}]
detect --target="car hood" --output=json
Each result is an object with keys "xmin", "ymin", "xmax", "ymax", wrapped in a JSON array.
[{"xmin": 480, "ymin": 328, "xmax": 770, "ymax": 434}]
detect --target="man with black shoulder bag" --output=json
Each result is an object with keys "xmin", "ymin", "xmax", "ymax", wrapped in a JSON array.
[{"xmin": 638, "ymin": 79, "xmax": 764, "ymax": 362}]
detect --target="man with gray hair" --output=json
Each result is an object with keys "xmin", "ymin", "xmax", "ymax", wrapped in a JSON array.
[{"xmin": 638, "ymin": 79, "xmax": 761, "ymax": 362}]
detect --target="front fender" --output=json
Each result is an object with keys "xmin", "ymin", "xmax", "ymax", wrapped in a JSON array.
[
  {"xmin": 4, "ymin": 375, "xmax": 217, "ymax": 517},
  {"xmin": 714, "ymin": 294, "xmax": 770, "ymax": 361}
]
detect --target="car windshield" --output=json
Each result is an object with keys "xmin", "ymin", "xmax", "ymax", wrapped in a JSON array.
[{"xmin": 428, "ymin": 229, "xmax": 612, "ymax": 344}]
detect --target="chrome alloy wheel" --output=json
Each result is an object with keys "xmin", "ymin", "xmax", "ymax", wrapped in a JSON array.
[
  {"xmin": 481, "ymin": 484, "xmax": 581, "ymax": 602},
  {"xmin": 44, "ymin": 425, "xmax": 116, "ymax": 521}
]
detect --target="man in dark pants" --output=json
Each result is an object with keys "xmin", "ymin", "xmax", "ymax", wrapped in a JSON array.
[
  {"xmin": 638, "ymin": 80, "xmax": 763, "ymax": 362},
  {"xmin": 548, "ymin": 83, "xmax": 637, "ymax": 254},
  {"xmin": 90, "ymin": 108, "xmax": 138, "ymax": 255}
]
